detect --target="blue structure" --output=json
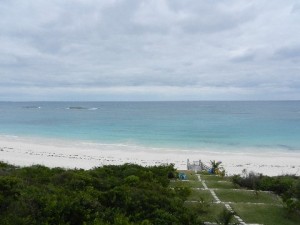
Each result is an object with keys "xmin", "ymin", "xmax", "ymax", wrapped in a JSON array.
[{"xmin": 178, "ymin": 172, "xmax": 187, "ymax": 180}]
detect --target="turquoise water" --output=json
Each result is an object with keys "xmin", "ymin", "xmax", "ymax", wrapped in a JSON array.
[{"xmin": 0, "ymin": 101, "xmax": 300, "ymax": 152}]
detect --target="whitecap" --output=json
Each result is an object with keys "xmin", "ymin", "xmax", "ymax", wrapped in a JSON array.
[
  {"xmin": 23, "ymin": 106, "xmax": 41, "ymax": 109},
  {"xmin": 66, "ymin": 106, "xmax": 87, "ymax": 110}
]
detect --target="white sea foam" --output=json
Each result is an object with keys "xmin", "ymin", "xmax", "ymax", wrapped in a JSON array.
[
  {"xmin": 66, "ymin": 106, "xmax": 98, "ymax": 110},
  {"xmin": 23, "ymin": 106, "xmax": 41, "ymax": 109}
]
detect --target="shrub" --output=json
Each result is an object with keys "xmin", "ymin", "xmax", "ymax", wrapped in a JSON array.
[{"xmin": 0, "ymin": 162, "xmax": 202, "ymax": 225}]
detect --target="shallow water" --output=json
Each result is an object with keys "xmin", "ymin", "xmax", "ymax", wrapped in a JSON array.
[{"xmin": 0, "ymin": 101, "xmax": 300, "ymax": 152}]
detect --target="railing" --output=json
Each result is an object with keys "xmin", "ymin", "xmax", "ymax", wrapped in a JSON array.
[{"xmin": 187, "ymin": 159, "xmax": 210, "ymax": 171}]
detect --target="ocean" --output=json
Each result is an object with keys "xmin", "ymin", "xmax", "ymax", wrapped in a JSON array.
[{"xmin": 0, "ymin": 101, "xmax": 300, "ymax": 152}]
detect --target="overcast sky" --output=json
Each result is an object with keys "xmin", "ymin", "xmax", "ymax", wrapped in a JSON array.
[{"xmin": 0, "ymin": 0, "xmax": 299, "ymax": 101}]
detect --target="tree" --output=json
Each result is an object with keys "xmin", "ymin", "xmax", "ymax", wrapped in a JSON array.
[
  {"xmin": 210, "ymin": 160, "xmax": 222, "ymax": 174},
  {"xmin": 0, "ymin": 162, "xmax": 205, "ymax": 225}
]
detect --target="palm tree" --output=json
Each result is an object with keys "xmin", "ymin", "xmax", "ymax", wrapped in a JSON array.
[{"xmin": 210, "ymin": 160, "xmax": 222, "ymax": 174}]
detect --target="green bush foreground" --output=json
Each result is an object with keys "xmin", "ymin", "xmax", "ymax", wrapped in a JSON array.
[{"xmin": 0, "ymin": 162, "xmax": 201, "ymax": 225}]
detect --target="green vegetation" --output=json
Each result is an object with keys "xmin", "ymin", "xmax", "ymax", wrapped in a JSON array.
[
  {"xmin": 169, "ymin": 180, "xmax": 203, "ymax": 188},
  {"xmin": 215, "ymin": 189, "xmax": 281, "ymax": 204},
  {"xmin": 178, "ymin": 170, "xmax": 198, "ymax": 181},
  {"xmin": 187, "ymin": 189, "xmax": 214, "ymax": 202},
  {"xmin": 232, "ymin": 172, "xmax": 300, "ymax": 215},
  {"xmin": 205, "ymin": 181, "xmax": 237, "ymax": 189},
  {"xmin": 209, "ymin": 160, "xmax": 225, "ymax": 177},
  {"xmin": 200, "ymin": 175, "xmax": 225, "ymax": 181},
  {"xmin": 1, "ymin": 161, "xmax": 299, "ymax": 225},
  {"xmin": 0, "ymin": 162, "xmax": 202, "ymax": 225},
  {"xmin": 215, "ymin": 209, "xmax": 238, "ymax": 225},
  {"xmin": 184, "ymin": 170, "xmax": 300, "ymax": 224},
  {"xmin": 231, "ymin": 203, "xmax": 300, "ymax": 225},
  {"xmin": 184, "ymin": 202, "xmax": 228, "ymax": 222}
]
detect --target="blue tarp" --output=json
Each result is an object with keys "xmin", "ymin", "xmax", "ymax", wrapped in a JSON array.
[{"xmin": 178, "ymin": 172, "xmax": 187, "ymax": 180}]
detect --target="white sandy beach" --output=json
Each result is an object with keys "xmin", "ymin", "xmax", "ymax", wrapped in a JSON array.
[{"xmin": 1, "ymin": 135, "xmax": 300, "ymax": 176}]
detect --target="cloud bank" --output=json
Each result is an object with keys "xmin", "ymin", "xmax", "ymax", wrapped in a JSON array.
[{"xmin": 0, "ymin": 0, "xmax": 299, "ymax": 100}]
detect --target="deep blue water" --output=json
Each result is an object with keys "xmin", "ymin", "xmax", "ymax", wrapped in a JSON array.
[{"xmin": 0, "ymin": 101, "xmax": 300, "ymax": 151}]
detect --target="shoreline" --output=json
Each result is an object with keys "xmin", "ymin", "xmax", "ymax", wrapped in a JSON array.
[{"xmin": 1, "ymin": 135, "xmax": 300, "ymax": 176}]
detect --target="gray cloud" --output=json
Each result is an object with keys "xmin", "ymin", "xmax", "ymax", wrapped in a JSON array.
[
  {"xmin": 0, "ymin": 0, "xmax": 299, "ymax": 100},
  {"xmin": 274, "ymin": 46, "xmax": 300, "ymax": 60}
]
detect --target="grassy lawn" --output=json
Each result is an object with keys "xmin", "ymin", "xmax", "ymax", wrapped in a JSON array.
[
  {"xmin": 200, "ymin": 175, "xmax": 225, "ymax": 181},
  {"xmin": 169, "ymin": 180, "xmax": 204, "ymax": 188},
  {"xmin": 215, "ymin": 189, "xmax": 282, "ymax": 204},
  {"xmin": 184, "ymin": 202, "xmax": 234, "ymax": 222},
  {"xmin": 187, "ymin": 189, "xmax": 215, "ymax": 202},
  {"xmin": 198, "ymin": 171, "xmax": 210, "ymax": 175},
  {"xmin": 175, "ymin": 170, "xmax": 299, "ymax": 225},
  {"xmin": 205, "ymin": 180, "xmax": 237, "ymax": 189},
  {"xmin": 231, "ymin": 203, "xmax": 300, "ymax": 225},
  {"xmin": 178, "ymin": 170, "xmax": 198, "ymax": 181}
]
